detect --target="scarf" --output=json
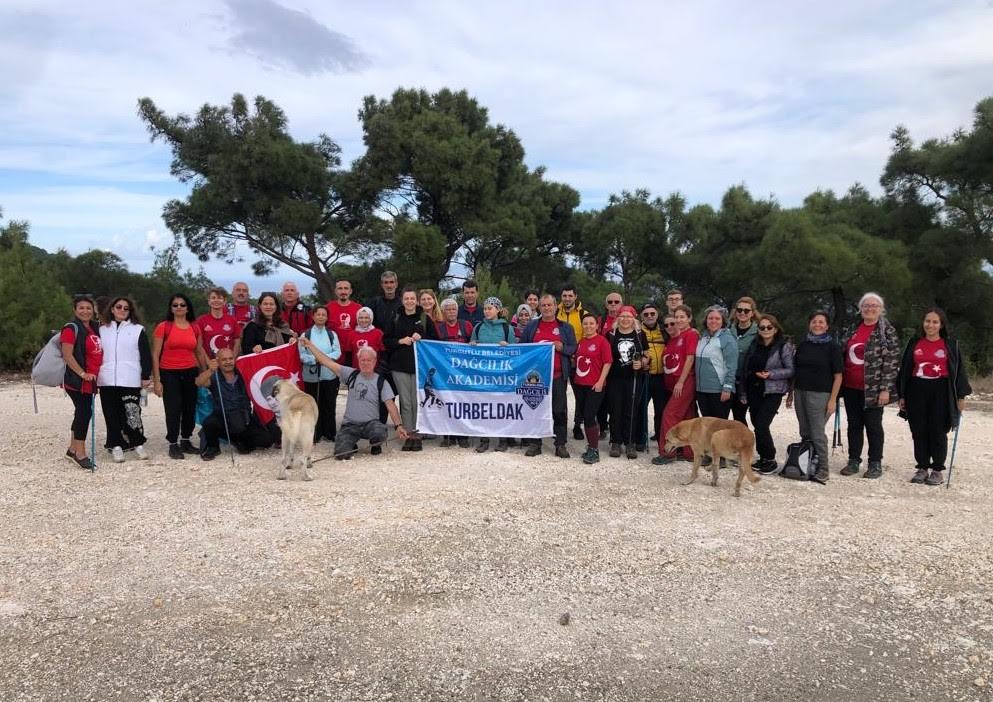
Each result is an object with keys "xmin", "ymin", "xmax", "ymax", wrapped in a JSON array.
[
  {"xmin": 806, "ymin": 332, "xmax": 833, "ymax": 344},
  {"xmin": 263, "ymin": 322, "xmax": 292, "ymax": 347}
]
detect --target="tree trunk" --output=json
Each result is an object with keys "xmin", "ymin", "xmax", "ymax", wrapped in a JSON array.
[
  {"xmin": 831, "ymin": 286, "xmax": 846, "ymax": 332},
  {"xmin": 314, "ymin": 273, "xmax": 334, "ymax": 302}
]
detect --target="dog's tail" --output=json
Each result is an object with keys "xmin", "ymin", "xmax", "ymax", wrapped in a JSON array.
[{"xmin": 742, "ymin": 445, "xmax": 760, "ymax": 483}]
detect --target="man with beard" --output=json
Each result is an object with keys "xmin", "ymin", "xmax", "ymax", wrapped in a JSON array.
[{"xmin": 327, "ymin": 279, "xmax": 363, "ymax": 365}]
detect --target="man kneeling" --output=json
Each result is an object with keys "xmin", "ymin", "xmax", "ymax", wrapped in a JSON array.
[
  {"xmin": 298, "ymin": 339, "xmax": 408, "ymax": 459},
  {"xmin": 195, "ymin": 349, "xmax": 274, "ymax": 460}
]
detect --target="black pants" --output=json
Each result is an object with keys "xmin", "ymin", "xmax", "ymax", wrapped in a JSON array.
[
  {"xmin": 905, "ymin": 378, "xmax": 950, "ymax": 470},
  {"xmin": 646, "ymin": 374, "xmax": 668, "ymax": 438},
  {"xmin": 531, "ymin": 376, "xmax": 567, "ymax": 449},
  {"xmin": 746, "ymin": 389, "xmax": 783, "ymax": 460},
  {"xmin": 730, "ymin": 392, "xmax": 749, "ymax": 424},
  {"xmin": 67, "ymin": 389, "xmax": 94, "ymax": 441},
  {"xmin": 842, "ymin": 386, "xmax": 884, "ymax": 461},
  {"xmin": 305, "ymin": 378, "xmax": 340, "ymax": 441},
  {"xmin": 100, "ymin": 386, "xmax": 146, "ymax": 449},
  {"xmin": 202, "ymin": 412, "xmax": 273, "ymax": 452},
  {"xmin": 570, "ymin": 374, "xmax": 584, "ymax": 427},
  {"xmin": 161, "ymin": 367, "xmax": 198, "ymax": 444},
  {"xmin": 697, "ymin": 392, "xmax": 732, "ymax": 419},
  {"xmin": 573, "ymin": 384, "xmax": 605, "ymax": 429},
  {"xmin": 608, "ymin": 374, "xmax": 645, "ymax": 445}
]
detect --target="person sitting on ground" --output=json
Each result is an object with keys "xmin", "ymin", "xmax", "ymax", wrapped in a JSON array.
[
  {"xmin": 194, "ymin": 348, "xmax": 274, "ymax": 460},
  {"xmin": 298, "ymin": 340, "xmax": 409, "ymax": 460}
]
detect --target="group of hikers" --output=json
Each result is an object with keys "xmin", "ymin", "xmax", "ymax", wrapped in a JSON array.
[{"xmin": 58, "ymin": 272, "xmax": 971, "ymax": 487}]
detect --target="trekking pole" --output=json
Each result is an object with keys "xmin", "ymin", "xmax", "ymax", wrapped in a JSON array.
[
  {"xmin": 945, "ymin": 421, "xmax": 961, "ymax": 490},
  {"xmin": 214, "ymin": 370, "xmax": 236, "ymax": 468},
  {"xmin": 832, "ymin": 397, "xmax": 843, "ymax": 455},
  {"xmin": 89, "ymin": 393, "xmax": 97, "ymax": 472},
  {"xmin": 310, "ymin": 433, "xmax": 399, "ymax": 464}
]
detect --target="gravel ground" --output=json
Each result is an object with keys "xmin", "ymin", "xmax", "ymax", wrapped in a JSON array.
[{"xmin": 2, "ymin": 383, "xmax": 992, "ymax": 701}]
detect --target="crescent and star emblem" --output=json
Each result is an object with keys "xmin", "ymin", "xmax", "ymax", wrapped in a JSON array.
[
  {"xmin": 848, "ymin": 342, "xmax": 865, "ymax": 366},
  {"xmin": 575, "ymin": 356, "xmax": 592, "ymax": 378}
]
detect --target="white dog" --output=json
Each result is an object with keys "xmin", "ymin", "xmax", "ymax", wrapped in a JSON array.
[{"xmin": 270, "ymin": 378, "xmax": 319, "ymax": 481}]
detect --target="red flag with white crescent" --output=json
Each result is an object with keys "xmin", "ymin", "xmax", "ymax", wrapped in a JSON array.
[{"xmin": 234, "ymin": 343, "xmax": 303, "ymax": 423}]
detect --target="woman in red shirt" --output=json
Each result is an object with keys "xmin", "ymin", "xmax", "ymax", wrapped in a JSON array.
[
  {"xmin": 152, "ymin": 293, "xmax": 208, "ymax": 460},
  {"xmin": 61, "ymin": 295, "xmax": 104, "ymax": 470},
  {"xmin": 897, "ymin": 308, "xmax": 972, "ymax": 486},
  {"xmin": 653, "ymin": 304, "xmax": 700, "ymax": 464},
  {"xmin": 574, "ymin": 312, "xmax": 613, "ymax": 464}
]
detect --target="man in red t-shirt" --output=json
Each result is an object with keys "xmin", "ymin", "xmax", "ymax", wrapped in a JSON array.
[
  {"xmin": 227, "ymin": 281, "xmax": 255, "ymax": 329},
  {"xmin": 196, "ymin": 287, "xmax": 242, "ymax": 358},
  {"xmin": 281, "ymin": 281, "xmax": 313, "ymax": 336},
  {"xmin": 327, "ymin": 279, "xmax": 362, "ymax": 363}
]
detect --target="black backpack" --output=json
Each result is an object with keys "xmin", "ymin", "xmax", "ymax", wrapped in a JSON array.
[
  {"xmin": 780, "ymin": 440, "xmax": 818, "ymax": 481},
  {"xmin": 344, "ymin": 369, "xmax": 387, "ymax": 399}
]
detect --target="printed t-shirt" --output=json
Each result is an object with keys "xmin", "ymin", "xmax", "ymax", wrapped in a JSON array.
[
  {"xmin": 60, "ymin": 324, "xmax": 103, "ymax": 393},
  {"xmin": 350, "ymin": 328, "xmax": 385, "ymax": 356},
  {"xmin": 663, "ymin": 328, "xmax": 699, "ymax": 390},
  {"xmin": 533, "ymin": 320, "xmax": 563, "ymax": 377},
  {"xmin": 843, "ymin": 323, "xmax": 874, "ymax": 389},
  {"xmin": 574, "ymin": 334, "xmax": 613, "ymax": 387},
  {"xmin": 912, "ymin": 338, "xmax": 949, "ymax": 379},
  {"xmin": 154, "ymin": 322, "xmax": 199, "ymax": 370},
  {"xmin": 609, "ymin": 329, "xmax": 648, "ymax": 379},
  {"xmin": 196, "ymin": 313, "xmax": 241, "ymax": 357},
  {"xmin": 336, "ymin": 365, "xmax": 395, "ymax": 425},
  {"xmin": 327, "ymin": 300, "xmax": 362, "ymax": 356}
]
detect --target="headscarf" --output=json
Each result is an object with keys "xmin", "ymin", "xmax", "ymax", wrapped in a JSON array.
[
  {"xmin": 354, "ymin": 306, "xmax": 374, "ymax": 333},
  {"xmin": 484, "ymin": 296, "xmax": 503, "ymax": 310}
]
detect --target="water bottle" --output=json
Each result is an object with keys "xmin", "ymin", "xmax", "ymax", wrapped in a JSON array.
[{"xmin": 140, "ymin": 388, "xmax": 148, "ymax": 407}]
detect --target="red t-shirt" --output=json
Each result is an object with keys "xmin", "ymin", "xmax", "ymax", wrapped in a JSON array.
[
  {"xmin": 912, "ymin": 338, "xmax": 949, "ymax": 379},
  {"xmin": 154, "ymin": 322, "xmax": 200, "ymax": 370},
  {"xmin": 228, "ymin": 303, "xmax": 254, "ymax": 329},
  {"xmin": 196, "ymin": 313, "xmax": 241, "ymax": 358},
  {"xmin": 349, "ymin": 328, "xmax": 385, "ymax": 356},
  {"xmin": 843, "ymin": 323, "xmax": 874, "ymax": 390},
  {"xmin": 436, "ymin": 321, "xmax": 472, "ymax": 343},
  {"xmin": 533, "ymin": 320, "xmax": 563, "ymax": 377},
  {"xmin": 60, "ymin": 324, "xmax": 103, "ymax": 393},
  {"xmin": 663, "ymin": 328, "xmax": 699, "ymax": 390},
  {"xmin": 327, "ymin": 300, "xmax": 362, "ymax": 354},
  {"xmin": 599, "ymin": 314, "xmax": 619, "ymax": 335},
  {"xmin": 574, "ymin": 334, "xmax": 613, "ymax": 387}
]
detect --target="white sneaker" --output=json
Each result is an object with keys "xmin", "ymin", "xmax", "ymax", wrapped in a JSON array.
[
  {"xmin": 111, "ymin": 446, "xmax": 125, "ymax": 463},
  {"xmin": 134, "ymin": 444, "xmax": 149, "ymax": 460}
]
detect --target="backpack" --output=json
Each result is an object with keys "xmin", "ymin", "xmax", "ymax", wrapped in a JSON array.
[
  {"xmin": 32, "ymin": 323, "xmax": 76, "ymax": 387},
  {"xmin": 472, "ymin": 321, "xmax": 514, "ymax": 344},
  {"xmin": 779, "ymin": 440, "xmax": 818, "ymax": 481},
  {"xmin": 344, "ymin": 369, "xmax": 387, "ymax": 399}
]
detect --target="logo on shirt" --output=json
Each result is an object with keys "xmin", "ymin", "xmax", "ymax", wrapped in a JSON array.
[
  {"xmin": 663, "ymin": 353, "xmax": 679, "ymax": 374},
  {"xmin": 339, "ymin": 313, "xmax": 352, "ymax": 330},
  {"xmin": 848, "ymin": 343, "xmax": 865, "ymax": 366}
]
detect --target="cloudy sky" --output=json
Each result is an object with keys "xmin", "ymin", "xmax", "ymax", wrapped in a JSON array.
[{"xmin": 2, "ymin": 0, "xmax": 992, "ymax": 291}]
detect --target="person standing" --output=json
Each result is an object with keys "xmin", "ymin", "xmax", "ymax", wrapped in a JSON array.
[
  {"xmin": 61, "ymin": 295, "xmax": 104, "ymax": 470},
  {"xmin": 458, "ymin": 280, "xmax": 484, "ymax": 326},
  {"xmin": 573, "ymin": 312, "xmax": 612, "ymax": 464},
  {"xmin": 898, "ymin": 308, "xmax": 972, "ymax": 486},
  {"xmin": 419, "ymin": 289, "xmax": 444, "ymax": 325},
  {"xmin": 695, "ymin": 305, "xmax": 738, "ymax": 420},
  {"xmin": 653, "ymin": 304, "xmax": 699, "ymax": 465},
  {"xmin": 786, "ymin": 311, "xmax": 843, "ymax": 483},
  {"xmin": 369, "ymin": 270, "xmax": 401, "ymax": 336},
  {"xmin": 241, "ymin": 292, "xmax": 296, "ymax": 355},
  {"xmin": 519, "ymin": 294, "xmax": 578, "ymax": 458},
  {"xmin": 606, "ymin": 305, "xmax": 649, "ymax": 459},
  {"xmin": 327, "ymin": 279, "xmax": 362, "ymax": 363},
  {"xmin": 435, "ymin": 298, "xmax": 473, "ymax": 448},
  {"xmin": 299, "ymin": 306, "xmax": 342, "ymax": 443},
  {"xmin": 349, "ymin": 307, "xmax": 385, "ymax": 358},
  {"xmin": 839, "ymin": 292, "xmax": 901, "ymax": 479},
  {"xmin": 152, "ymin": 293, "xmax": 208, "ymax": 460},
  {"xmin": 640, "ymin": 302, "xmax": 667, "ymax": 445},
  {"xmin": 665, "ymin": 289, "xmax": 684, "ymax": 316},
  {"xmin": 280, "ymin": 282, "xmax": 313, "ymax": 336},
  {"xmin": 512, "ymin": 304, "xmax": 533, "ymax": 340},
  {"xmin": 597, "ymin": 291, "xmax": 624, "ymax": 436},
  {"xmin": 384, "ymin": 286, "xmax": 436, "ymax": 451},
  {"xmin": 196, "ymin": 286, "xmax": 242, "ymax": 358},
  {"xmin": 470, "ymin": 297, "xmax": 517, "ymax": 453},
  {"xmin": 98, "ymin": 296, "xmax": 152, "ymax": 462},
  {"xmin": 739, "ymin": 313, "xmax": 794, "ymax": 472},
  {"xmin": 557, "ymin": 284, "xmax": 587, "ymax": 440},
  {"xmin": 730, "ymin": 296, "xmax": 759, "ymax": 424},
  {"xmin": 227, "ymin": 281, "xmax": 255, "ymax": 330}
]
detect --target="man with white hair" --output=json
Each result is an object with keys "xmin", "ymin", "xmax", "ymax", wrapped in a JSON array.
[
  {"xmin": 299, "ymin": 340, "xmax": 408, "ymax": 459},
  {"xmin": 281, "ymin": 281, "xmax": 313, "ymax": 335}
]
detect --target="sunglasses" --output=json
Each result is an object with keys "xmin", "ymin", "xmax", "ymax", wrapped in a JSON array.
[
  {"xmin": 642, "ymin": 312, "xmax": 657, "ymax": 317},
  {"xmin": 758, "ymin": 325, "xmax": 774, "ymax": 331},
  {"xmin": 606, "ymin": 300, "xmax": 622, "ymax": 305},
  {"xmin": 664, "ymin": 322, "xmax": 677, "ymax": 327},
  {"xmin": 735, "ymin": 307, "xmax": 752, "ymax": 314},
  {"xmin": 171, "ymin": 302, "xmax": 188, "ymax": 308},
  {"xmin": 113, "ymin": 304, "xmax": 130, "ymax": 311}
]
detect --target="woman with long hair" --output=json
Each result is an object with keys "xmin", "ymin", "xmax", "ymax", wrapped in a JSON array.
[
  {"xmin": 419, "ymin": 289, "xmax": 444, "ymax": 324},
  {"xmin": 695, "ymin": 305, "xmax": 739, "ymax": 420},
  {"xmin": 151, "ymin": 293, "xmax": 208, "ymax": 460},
  {"xmin": 384, "ymin": 286, "xmax": 437, "ymax": 451},
  {"xmin": 241, "ymin": 292, "xmax": 295, "ymax": 355},
  {"xmin": 606, "ymin": 305, "xmax": 649, "ymax": 459},
  {"xmin": 738, "ymin": 313, "xmax": 795, "ymax": 472},
  {"xmin": 897, "ymin": 307, "xmax": 972, "ymax": 486},
  {"xmin": 839, "ymin": 292, "xmax": 901, "ymax": 479},
  {"xmin": 653, "ymin": 304, "xmax": 699, "ymax": 465},
  {"xmin": 61, "ymin": 295, "xmax": 104, "ymax": 470},
  {"xmin": 98, "ymin": 296, "xmax": 152, "ymax": 462},
  {"xmin": 786, "ymin": 311, "xmax": 843, "ymax": 482}
]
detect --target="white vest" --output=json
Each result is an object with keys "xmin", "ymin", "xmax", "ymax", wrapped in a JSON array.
[{"xmin": 98, "ymin": 321, "xmax": 145, "ymax": 388}]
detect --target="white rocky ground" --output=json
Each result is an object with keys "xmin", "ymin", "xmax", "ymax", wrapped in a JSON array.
[{"xmin": 1, "ymin": 381, "xmax": 992, "ymax": 701}]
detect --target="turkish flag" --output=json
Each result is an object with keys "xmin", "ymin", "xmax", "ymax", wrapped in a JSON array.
[{"xmin": 234, "ymin": 343, "xmax": 304, "ymax": 424}]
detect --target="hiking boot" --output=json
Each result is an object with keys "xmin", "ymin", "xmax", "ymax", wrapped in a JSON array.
[
  {"xmin": 555, "ymin": 445, "xmax": 570, "ymax": 459},
  {"xmin": 525, "ymin": 443, "xmax": 542, "ymax": 457},
  {"xmin": 582, "ymin": 448, "xmax": 600, "ymax": 465},
  {"xmin": 411, "ymin": 439, "xmax": 423, "ymax": 451},
  {"xmin": 840, "ymin": 458, "xmax": 861, "ymax": 476},
  {"xmin": 924, "ymin": 470, "xmax": 945, "ymax": 486},
  {"xmin": 573, "ymin": 424, "xmax": 584, "ymax": 441},
  {"xmin": 812, "ymin": 466, "xmax": 829, "ymax": 484},
  {"xmin": 494, "ymin": 438, "xmax": 509, "ymax": 452},
  {"xmin": 134, "ymin": 444, "xmax": 149, "ymax": 460},
  {"xmin": 200, "ymin": 446, "xmax": 220, "ymax": 461},
  {"xmin": 439, "ymin": 437, "xmax": 452, "ymax": 448},
  {"xmin": 475, "ymin": 439, "xmax": 490, "ymax": 453},
  {"xmin": 457, "ymin": 437, "xmax": 470, "ymax": 449},
  {"xmin": 401, "ymin": 439, "xmax": 414, "ymax": 452},
  {"xmin": 863, "ymin": 460, "xmax": 883, "ymax": 479},
  {"xmin": 635, "ymin": 444, "xmax": 647, "ymax": 453},
  {"xmin": 911, "ymin": 468, "xmax": 929, "ymax": 484},
  {"xmin": 179, "ymin": 438, "xmax": 198, "ymax": 454},
  {"xmin": 609, "ymin": 443, "xmax": 622, "ymax": 458},
  {"xmin": 335, "ymin": 453, "xmax": 352, "ymax": 461},
  {"xmin": 625, "ymin": 444, "xmax": 638, "ymax": 459},
  {"xmin": 506, "ymin": 438, "xmax": 518, "ymax": 447},
  {"xmin": 371, "ymin": 445, "xmax": 382, "ymax": 455},
  {"xmin": 652, "ymin": 454, "xmax": 677, "ymax": 465},
  {"xmin": 167, "ymin": 443, "xmax": 184, "ymax": 459},
  {"xmin": 111, "ymin": 446, "xmax": 125, "ymax": 463}
]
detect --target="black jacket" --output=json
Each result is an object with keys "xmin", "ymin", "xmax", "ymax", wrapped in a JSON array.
[
  {"xmin": 897, "ymin": 335, "xmax": 972, "ymax": 431},
  {"xmin": 383, "ymin": 307, "xmax": 437, "ymax": 373}
]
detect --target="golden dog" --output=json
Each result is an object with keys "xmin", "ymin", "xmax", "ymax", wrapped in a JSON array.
[
  {"xmin": 271, "ymin": 378, "xmax": 319, "ymax": 481},
  {"xmin": 663, "ymin": 417, "xmax": 760, "ymax": 497}
]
